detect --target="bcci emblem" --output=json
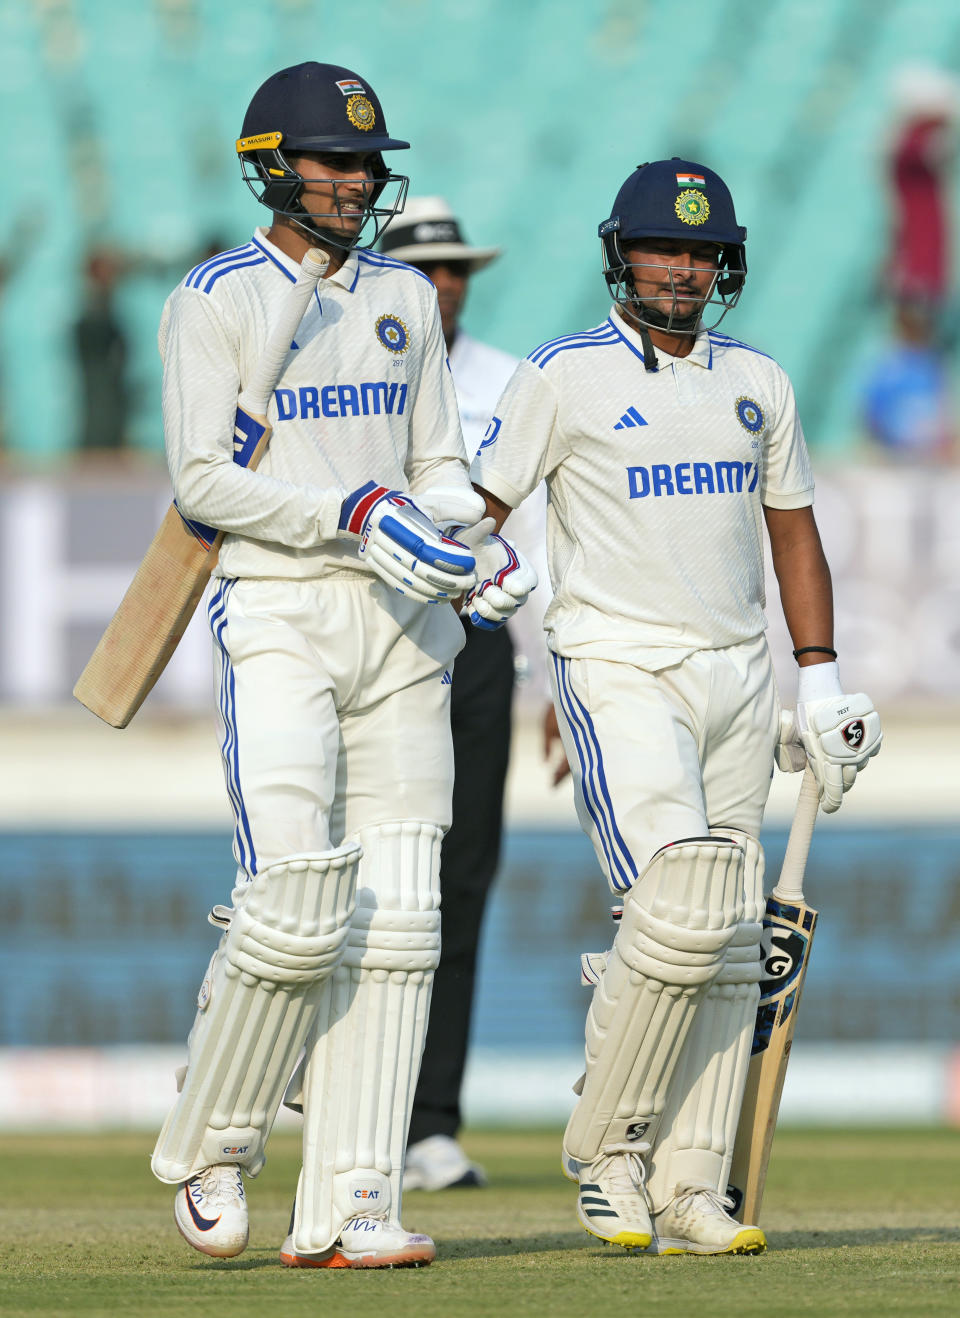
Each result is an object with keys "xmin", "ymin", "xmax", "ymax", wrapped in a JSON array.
[
  {"xmin": 675, "ymin": 188, "xmax": 710, "ymax": 225},
  {"xmin": 197, "ymin": 978, "xmax": 212, "ymax": 1011},
  {"xmin": 346, "ymin": 94, "xmax": 376, "ymax": 131},
  {"xmin": 735, "ymin": 396, "xmax": 765, "ymax": 434},
  {"xmin": 376, "ymin": 314, "xmax": 409, "ymax": 353}
]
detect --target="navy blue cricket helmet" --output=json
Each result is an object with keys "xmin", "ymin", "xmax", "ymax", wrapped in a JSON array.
[
  {"xmin": 599, "ymin": 158, "xmax": 747, "ymax": 332},
  {"xmin": 236, "ymin": 62, "xmax": 409, "ymax": 249}
]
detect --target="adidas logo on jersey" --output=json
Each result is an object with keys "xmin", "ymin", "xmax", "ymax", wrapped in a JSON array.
[{"xmin": 614, "ymin": 407, "xmax": 648, "ymax": 430}]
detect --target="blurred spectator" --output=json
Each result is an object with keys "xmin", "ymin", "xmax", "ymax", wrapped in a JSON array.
[
  {"xmin": 863, "ymin": 65, "xmax": 960, "ymax": 462},
  {"xmin": 861, "ymin": 300, "xmax": 956, "ymax": 461},
  {"xmin": 886, "ymin": 64, "xmax": 958, "ymax": 323},
  {"xmin": 380, "ymin": 198, "xmax": 553, "ymax": 1191},
  {"xmin": 0, "ymin": 213, "xmax": 41, "ymax": 454},
  {"xmin": 73, "ymin": 246, "xmax": 130, "ymax": 451}
]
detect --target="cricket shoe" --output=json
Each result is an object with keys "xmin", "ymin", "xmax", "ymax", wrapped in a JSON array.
[
  {"xmin": 576, "ymin": 1144, "xmax": 653, "ymax": 1250},
  {"xmin": 404, "ymin": 1134, "xmax": 487, "ymax": 1191},
  {"xmin": 174, "ymin": 1164, "xmax": 248, "ymax": 1258},
  {"xmin": 650, "ymin": 1183, "xmax": 766, "ymax": 1255},
  {"xmin": 280, "ymin": 1217, "xmax": 436, "ymax": 1269}
]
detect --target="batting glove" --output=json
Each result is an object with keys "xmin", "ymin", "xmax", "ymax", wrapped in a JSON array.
[
  {"xmin": 338, "ymin": 481, "xmax": 478, "ymax": 603},
  {"xmin": 774, "ymin": 709, "xmax": 808, "ymax": 773},
  {"xmin": 451, "ymin": 518, "xmax": 538, "ymax": 630},
  {"xmin": 795, "ymin": 662, "xmax": 882, "ymax": 813}
]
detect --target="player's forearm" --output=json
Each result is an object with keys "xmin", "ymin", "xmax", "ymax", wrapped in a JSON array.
[
  {"xmin": 764, "ymin": 505, "xmax": 834, "ymax": 663},
  {"xmin": 172, "ymin": 453, "xmax": 345, "ymax": 547},
  {"xmin": 406, "ymin": 454, "xmax": 473, "ymax": 499},
  {"xmin": 471, "ymin": 483, "xmax": 512, "ymax": 532}
]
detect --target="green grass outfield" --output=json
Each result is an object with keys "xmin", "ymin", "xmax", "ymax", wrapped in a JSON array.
[{"xmin": 1, "ymin": 1128, "xmax": 958, "ymax": 1317}]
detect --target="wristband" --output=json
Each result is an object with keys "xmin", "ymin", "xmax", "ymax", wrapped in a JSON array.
[{"xmin": 792, "ymin": 645, "xmax": 837, "ymax": 660}]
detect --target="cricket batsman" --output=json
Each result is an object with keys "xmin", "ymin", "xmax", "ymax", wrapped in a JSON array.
[
  {"xmin": 148, "ymin": 61, "xmax": 535, "ymax": 1268},
  {"xmin": 469, "ymin": 158, "xmax": 881, "ymax": 1255}
]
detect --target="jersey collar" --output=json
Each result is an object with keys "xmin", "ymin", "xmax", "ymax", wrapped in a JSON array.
[
  {"xmin": 252, "ymin": 228, "xmax": 360, "ymax": 292},
  {"xmin": 608, "ymin": 306, "xmax": 714, "ymax": 370}
]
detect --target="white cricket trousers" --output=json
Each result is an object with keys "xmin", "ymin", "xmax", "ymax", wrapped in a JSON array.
[
  {"xmin": 208, "ymin": 574, "xmax": 465, "ymax": 878},
  {"xmin": 550, "ymin": 635, "xmax": 780, "ymax": 892}
]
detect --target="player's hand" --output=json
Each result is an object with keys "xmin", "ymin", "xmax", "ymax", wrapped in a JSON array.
[
  {"xmin": 338, "ymin": 481, "xmax": 477, "ymax": 603},
  {"xmin": 414, "ymin": 485, "xmax": 487, "ymax": 531},
  {"xmin": 450, "ymin": 518, "xmax": 538, "ymax": 630},
  {"xmin": 543, "ymin": 702, "xmax": 571, "ymax": 786},
  {"xmin": 774, "ymin": 709, "xmax": 807, "ymax": 773},
  {"xmin": 796, "ymin": 691, "xmax": 882, "ymax": 813}
]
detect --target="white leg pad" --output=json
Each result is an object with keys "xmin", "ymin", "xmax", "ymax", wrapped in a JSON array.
[
  {"xmin": 291, "ymin": 821, "xmax": 442, "ymax": 1256},
  {"xmin": 564, "ymin": 839, "xmax": 745, "ymax": 1165},
  {"xmin": 151, "ymin": 844, "xmax": 360, "ymax": 1183},
  {"xmin": 645, "ymin": 832, "xmax": 764, "ymax": 1213}
]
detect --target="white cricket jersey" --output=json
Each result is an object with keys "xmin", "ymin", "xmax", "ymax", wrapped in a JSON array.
[
  {"xmin": 448, "ymin": 330, "xmax": 518, "ymax": 460},
  {"xmin": 160, "ymin": 228, "xmax": 471, "ymax": 580},
  {"xmin": 471, "ymin": 309, "xmax": 814, "ymax": 668}
]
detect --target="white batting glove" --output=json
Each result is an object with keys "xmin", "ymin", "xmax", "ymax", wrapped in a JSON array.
[
  {"xmin": 413, "ymin": 485, "xmax": 487, "ymax": 531},
  {"xmin": 774, "ymin": 709, "xmax": 807, "ymax": 773},
  {"xmin": 795, "ymin": 662, "xmax": 882, "ymax": 813},
  {"xmin": 452, "ymin": 518, "xmax": 538, "ymax": 630},
  {"xmin": 338, "ymin": 481, "xmax": 477, "ymax": 603}
]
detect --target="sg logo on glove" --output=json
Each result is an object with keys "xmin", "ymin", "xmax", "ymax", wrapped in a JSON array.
[{"xmin": 842, "ymin": 719, "xmax": 865, "ymax": 748}]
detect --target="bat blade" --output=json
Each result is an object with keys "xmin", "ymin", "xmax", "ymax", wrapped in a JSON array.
[
  {"xmin": 728, "ymin": 891, "xmax": 818, "ymax": 1223},
  {"xmin": 728, "ymin": 766, "xmax": 820, "ymax": 1224},
  {"xmin": 73, "ymin": 249, "xmax": 327, "ymax": 728}
]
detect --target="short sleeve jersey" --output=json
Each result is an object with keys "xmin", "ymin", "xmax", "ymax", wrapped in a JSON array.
[
  {"xmin": 160, "ymin": 229, "xmax": 470, "ymax": 580},
  {"xmin": 448, "ymin": 331, "xmax": 519, "ymax": 460},
  {"xmin": 470, "ymin": 309, "xmax": 814, "ymax": 668}
]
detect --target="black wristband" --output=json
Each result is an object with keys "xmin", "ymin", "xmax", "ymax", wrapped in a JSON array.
[{"xmin": 792, "ymin": 645, "xmax": 837, "ymax": 660}]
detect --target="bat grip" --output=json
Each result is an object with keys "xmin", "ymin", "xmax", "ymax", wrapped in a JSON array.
[
  {"xmin": 239, "ymin": 247, "xmax": 329, "ymax": 417},
  {"xmin": 771, "ymin": 765, "xmax": 819, "ymax": 903}
]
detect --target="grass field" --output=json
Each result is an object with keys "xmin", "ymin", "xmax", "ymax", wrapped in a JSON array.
[{"xmin": 1, "ymin": 1128, "xmax": 958, "ymax": 1317}]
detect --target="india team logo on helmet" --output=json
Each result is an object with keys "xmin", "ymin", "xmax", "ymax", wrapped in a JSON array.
[
  {"xmin": 346, "ymin": 94, "xmax": 376, "ymax": 131},
  {"xmin": 376, "ymin": 314, "xmax": 409, "ymax": 353},
  {"xmin": 675, "ymin": 189, "xmax": 710, "ymax": 226}
]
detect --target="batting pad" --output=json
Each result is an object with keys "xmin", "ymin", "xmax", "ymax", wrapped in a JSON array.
[
  {"xmin": 151, "ymin": 844, "xmax": 360, "ymax": 1184},
  {"xmin": 644, "ymin": 831, "xmax": 764, "ymax": 1213},
  {"xmin": 289, "ymin": 820, "xmax": 442, "ymax": 1256},
  {"xmin": 563, "ymin": 838, "xmax": 745, "ymax": 1165}
]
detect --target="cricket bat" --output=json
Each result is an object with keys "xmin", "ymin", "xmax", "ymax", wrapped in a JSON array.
[
  {"xmin": 73, "ymin": 246, "xmax": 329, "ymax": 728},
  {"xmin": 728, "ymin": 764, "xmax": 820, "ymax": 1224}
]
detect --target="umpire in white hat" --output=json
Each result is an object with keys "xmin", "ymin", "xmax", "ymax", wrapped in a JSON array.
[{"xmin": 381, "ymin": 199, "xmax": 538, "ymax": 1190}]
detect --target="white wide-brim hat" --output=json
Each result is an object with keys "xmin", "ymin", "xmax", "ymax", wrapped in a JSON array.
[{"xmin": 378, "ymin": 196, "xmax": 501, "ymax": 272}]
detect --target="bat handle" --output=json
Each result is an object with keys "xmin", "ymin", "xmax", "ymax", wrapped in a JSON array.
[
  {"xmin": 240, "ymin": 247, "xmax": 329, "ymax": 416},
  {"xmin": 771, "ymin": 765, "xmax": 819, "ymax": 903}
]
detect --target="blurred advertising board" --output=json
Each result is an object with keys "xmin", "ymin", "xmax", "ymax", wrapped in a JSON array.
[{"xmin": 0, "ymin": 466, "xmax": 957, "ymax": 707}]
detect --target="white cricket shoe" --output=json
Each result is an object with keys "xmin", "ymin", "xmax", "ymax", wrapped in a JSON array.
[
  {"xmin": 576, "ymin": 1145, "xmax": 653, "ymax": 1250},
  {"xmin": 650, "ymin": 1183, "xmax": 766, "ymax": 1255},
  {"xmin": 174, "ymin": 1164, "xmax": 248, "ymax": 1258},
  {"xmin": 404, "ymin": 1134, "xmax": 487, "ymax": 1191},
  {"xmin": 280, "ymin": 1217, "xmax": 436, "ymax": 1269}
]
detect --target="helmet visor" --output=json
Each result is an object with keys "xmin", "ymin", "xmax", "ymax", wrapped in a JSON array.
[
  {"xmin": 239, "ymin": 145, "xmax": 408, "ymax": 250},
  {"xmin": 603, "ymin": 231, "xmax": 744, "ymax": 332}
]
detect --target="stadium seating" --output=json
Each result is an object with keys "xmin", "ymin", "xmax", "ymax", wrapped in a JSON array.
[{"xmin": 1, "ymin": 0, "xmax": 958, "ymax": 458}]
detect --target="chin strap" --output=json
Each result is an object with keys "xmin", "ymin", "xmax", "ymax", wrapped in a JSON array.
[{"xmin": 637, "ymin": 324, "xmax": 659, "ymax": 373}]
